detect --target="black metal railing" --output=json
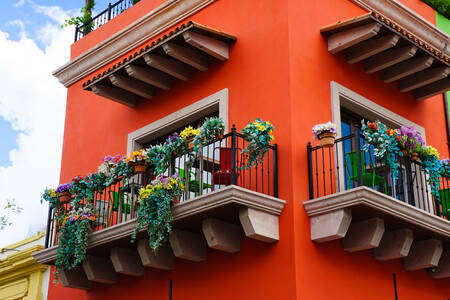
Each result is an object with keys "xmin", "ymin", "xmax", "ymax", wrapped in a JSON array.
[
  {"xmin": 45, "ymin": 126, "xmax": 278, "ymax": 247},
  {"xmin": 74, "ymin": 0, "xmax": 135, "ymax": 42},
  {"xmin": 307, "ymin": 132, "xmax": 449, "ymax": 219}
]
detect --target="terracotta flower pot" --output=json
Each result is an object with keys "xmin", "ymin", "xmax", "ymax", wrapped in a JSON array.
[
  {"xmin": 411, "ymin": 152, "xmax": 419, "ymax": 161},
  {"xmin": 319, "ymin": 132, "xmax": 336, "ymax": 148},
  {"xmin": 58, "ymin": 191, "xmax": 71, "ymax": 204},
  {"xmin": 187, "ymin": 137, "xmax": 195, "ymax": 151},
  {"xmin": 173, "ymin": 196, "xmax": 181, "ymax": 205},
  {"xmin": 401, "ymin": 149, "xmax": 407, "ymax": 156},
  {"xmin": 132, "ymin": 161, "xmax": 147, "ymax": 173},
  {"xmin": 216, "ymin": 133, "xmax": 224, "ymax": 140}
]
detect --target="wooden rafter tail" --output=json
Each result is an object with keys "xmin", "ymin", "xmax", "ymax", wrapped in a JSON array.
[
  {"xmin": 183, "ymin": 31, "xmax": 230, "ymax": 61},
  {"xmin": 109, "ymin": 74, "xmax": 154, "ymax": 99},
  {"xmin": 382, "ymin": 56, "xmax": 434, "ymax": 83},
  {"xmin": 144, "ymin": 54, "xmax": 190, "ymax": 81},
  {"xmin": 125, "ymin": 65, "xmax": 171, "ymax": 90},
  {"xmin": 327, "ymin": 22, "xmax": 382, "ymax": 54},
  {"xmin": 398, "ymin": 67, "xmax": 450, "ymax": 93},
  {"xmin": 162, "ymin": 42, "xmax": 209, "ymax": 71},
  {"xmin": 346, "ymin": 34, "xmax": 399, "ymax": 64},
  {"xmin": 91, "ymin": 84, "xmax": 137, "ymax": 107},
  {"xmin": 414, "ymin": 77, "xmax": 450, "ymax": 101},
  {"xmin": 363, "ymin": 46, "xmax": 418, "ymax": 74}
]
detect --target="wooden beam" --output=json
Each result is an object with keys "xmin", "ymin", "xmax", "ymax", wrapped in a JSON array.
[
  {"xmin": 364, "ymin": 46, "xmax": 418, "ymax": 74},
  {"xmin": 399, "ymin": 66, "xmax": 450, "ymax": 92},
  {"xmin": 91, "ymin": 84, "xmax": 136, "ymax": 107},
  {"xmin": 144, "ymin": 54, "xmax": 190, "ymax": 80},
  {"xmin": 414, "ymin": 77, "xmax": 450, "ymax": 100},
  {"xmin": 342, "ymin": 218, "xmax": 385, "ymax": 252},
  {"xmin": 382, "ymin": 56, "xmax": 434, "ymax": 83},
  {"xmin": 327, "ymin": 22, "xmax": 382, "ymax": 54},
  {"xmin": 346, "ymin": 34, "xmax": 399, "ymax": 64},
  {"xmin": 162, "ymin": 42, "xmax": 209, "ymax": 71},
  {"xmin": 125, "ymin": 65, "xmax": 171, "ymax": 90},
  {"xmin": 183, "ymin": 31, "xmax": 230, "ymax": 61},
  {"xmin": 110, "ymin": 247, "xmax": 146, "ymax": 277},
  {"xmin": 82, "ymin": 255, "xmax": 117, "ymax": 284},
  {"xmin": 202, "ymin": 218, "xmax": 241, "ymax": 253},
  {"xmin": 108, "ymin": 74, "xmax": 154, "ymax": 99}
]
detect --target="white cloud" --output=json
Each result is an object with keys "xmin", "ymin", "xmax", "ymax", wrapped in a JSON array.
[
  {"xmin": 0, "ymin": 5, "xmax": 72, "ymax": 246},
  {"xmin": 13, "ymin": 0, "xmax": 27, "ymax": 8}
]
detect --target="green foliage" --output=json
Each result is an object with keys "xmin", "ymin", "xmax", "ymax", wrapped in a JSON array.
[
  {"xmin": 54, "ymin": 205, "xmax": 97, "ymax": 284},
  {"xmin": 422, "ymin": 0, "xmax": 450, "ymax": 19},
  {"xmin": 361, "ymin": 120, "xmax": 400, "ymax": 179},
  {"xmin": 194, "ymin": 117, "xmax": 225, "ymax": 151},
  {"xmin": 132, "ymin": 189, "xmax": 173, "ymax": 252},
  {"xmin": 61, "ymin": 0, "xmax": 95, "ymax": 31},
  {"xmin": 147, "ymin": 144, "xmax": 172, "ymax": 174},
  {"xmin": 241, "ymin": 119, "xmax": 274, "ymax": 169},
  {"xmin": 41, "ymin": 188, "xmax": 60, "ymax": 208},
  {"xmin": 0, "ymin": 199, "xmax": 22, "ymax": 230}
]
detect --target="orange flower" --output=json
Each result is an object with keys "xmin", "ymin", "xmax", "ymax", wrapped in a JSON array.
[{"xmin": 89, "ymin": 216, "xmax": 95, "ymax": 221}]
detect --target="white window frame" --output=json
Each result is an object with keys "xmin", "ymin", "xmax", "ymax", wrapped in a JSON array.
[{"xmin": 127, "ymin": 88, "xmax": 228, "ymax": 154}]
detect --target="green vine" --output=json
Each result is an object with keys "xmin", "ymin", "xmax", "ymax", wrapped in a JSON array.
[
  {"xmin": 241, "ymin": 119, "xmax": 274, "ymax": 169},
  {"xmin": 62, "ymin": 0, "xmax": 95, "ymax": 32}
]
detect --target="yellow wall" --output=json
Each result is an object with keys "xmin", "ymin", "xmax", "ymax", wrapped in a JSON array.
[{"xmin": 0, "ymin": 232, "xmax": 49, "ymax": 300}]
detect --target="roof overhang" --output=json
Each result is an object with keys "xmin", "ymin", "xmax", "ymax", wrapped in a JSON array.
[
  {"xmin": 82, "ymin": 22, "xmax": 236, "ymax": 107},
  {"xmin": 321, "ymin": 12, "xmax": 450, "ymax": 100}
]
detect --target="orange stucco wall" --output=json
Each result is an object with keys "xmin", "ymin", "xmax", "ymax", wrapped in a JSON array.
[{"xmin": 49, "ymin": 0, "xmax": 450, "ymax": 299}]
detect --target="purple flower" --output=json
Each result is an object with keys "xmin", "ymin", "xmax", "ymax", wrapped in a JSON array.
[{"xmin": 55, "ymin": 183, "xmax": 72, "ymax": 193}]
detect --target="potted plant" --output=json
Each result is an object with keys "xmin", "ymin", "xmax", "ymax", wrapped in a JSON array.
[
  {"xmin": 241, "ymin": 119, "xmax": 275, "ymax": 169},
  {"xmin": 312, "ymin": 122, "xmax": 337, "ymax": 148},
  {"xmin": 147, "ymin": 144, "xmax": 171, "ymax": 175},
  {"xmin": 194, "ymin": 117, "xmax": 225, "ymax": 151},
  {"xmin": 54, "ymin": 204, "xmax": 98, "ymax": 283},
  {"xmin": 126, "ymin": 149, "xmax": 148, "ymax": 173},
  {"xmin": 132, "ymin": 174, "xmax": 184, "ymax": 253},
  {"xmin": 419, "ymin": 145, "xmax": 442, "ymax": 199},
  {"xmin": 180, "ymin": 126, "xmax": 200, "ymax": 151},
  {"xmin": 165, "ymin": 133, "xmax": 187, "ymax": 157},
  {"xmin": 41, "ymin": 188, "xmax": 60, "ymax": 208},
  {"xmin": 397, "ymin": 126, "xmax": 424, "ymax": 161},
  {"xmin": 55, "ymin": 183, "xmax": 73, "ymax": 204},
  {"xmin": 441, "ymin": 159, "xmax": 450, "ymax": 179}
]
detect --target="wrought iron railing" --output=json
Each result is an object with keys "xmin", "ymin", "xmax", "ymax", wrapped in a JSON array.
[
  {"xmin": 45, "ymin": 126, "xmax": 278, "ymax": 247},
  {"xmin": 306, "ymin": 131, "xmax": 449, "ymax": 219},
  {"xmin": 74, "ymin": 0, "xmax": 135, "ymax": 42}
]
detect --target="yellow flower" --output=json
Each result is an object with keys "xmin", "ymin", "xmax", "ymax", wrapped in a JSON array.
[
  {"xmin": 270, "ymin": 134, "xmax": 274, "ymax": 141},
  {"xmin": 426, "ymin": 146, "xmax": 440, "ymax": 159}
]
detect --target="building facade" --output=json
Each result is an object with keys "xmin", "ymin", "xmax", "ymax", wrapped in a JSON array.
[{"xmin": 34, "ymin": 0, "xmax": 450, "ymax": 299}]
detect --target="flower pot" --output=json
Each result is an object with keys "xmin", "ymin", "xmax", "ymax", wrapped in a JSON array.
[
  {"xmin": 216, "ymin": 133, "xmax": 224, "ymax": 140},
  {"xmin": 58, "ymin": 191, "xmax": 71, "ymax": 204},
  {"xmin": 411, "ymin": 152, "xmax": 419, "ymax": 161},
  {"xmin": 187, "ymin": 137, "xmax": 195, "ymax": 151},
  {"xmin": 401, "ymin": 149, "xmax": 407, "ymax": 156},
  {"xmin": 173, "ymin": 196, "xmax": 181, "ymax": 205},
  {"xmin": 319, "ymin": 132, "xmax": 336, "ymax": 148},
  {"xmin": 131, "ymin": 161, "xmax": 147, "ymax": 173}
]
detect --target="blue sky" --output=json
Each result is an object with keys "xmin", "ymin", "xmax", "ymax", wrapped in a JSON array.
[{"xmin": 0, "ymin": 0, "xmax": 112, "ymax": 168}]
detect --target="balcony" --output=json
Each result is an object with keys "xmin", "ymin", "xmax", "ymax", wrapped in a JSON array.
[
  {"xmin": 74, "ymin": 0, "xmax": 135, "ymax": 42},
  {"xmin": 33, "ymin": 129, "xmax": 285, "ymax": 289},
  {"xmin": 304, "ymin": 132, "xmax": 450, "ymax": 279}
]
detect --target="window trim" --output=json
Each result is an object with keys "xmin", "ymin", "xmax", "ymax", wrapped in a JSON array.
[
  {"xmin": 127, "ymin": 88, "xmax": 228, "ymax": 154},
  {"xmin": 330, "ymin": 81, "xmax": 426, "ymax": 140}
]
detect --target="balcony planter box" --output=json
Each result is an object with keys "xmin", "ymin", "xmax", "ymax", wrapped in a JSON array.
[{"xmin": 130, "ymin": 161, "xmax": 146, "ymax": 174}]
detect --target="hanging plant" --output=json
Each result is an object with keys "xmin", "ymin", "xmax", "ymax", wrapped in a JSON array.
[
  {"xmin": 180, "ymin": 126, "xmax": 200, "ymax": 151},
  {"xmin": 126, "ymin": 149, "xmax": 148, "ymax": 174},
  {"xmin": 361, "ymin": 120, "xmax": 400, "ymax": 179},
  {"xmin": 441, "ymin": 159, "xmax": 450, "ymax": 179},
  {"xmin": 241, "ymin": 119, "xmax": 274, "ymax": 169},
  {"xmin": 132, "ymin": 175, "xmax": 184, "ymax": 253},
  {"xmin": 397, "ymin": 126, "xmax": 425, "ymax": 159},
  {"xmin": 165, "ymin": 133, "xmax": 187, "ymax": 157},
  {"xmin": 147, "ymin": 144, "xmax": 172, "ymax": 175},
  {"xmin": 420, "ymin": 146, "xmax": 442, "ymax": 199},
  {"xmin": 54, "ymin": 204, "xmax": 98, "ymax": 284},
  {"xmin": 312, "ymin": 121, "xmax": 337, "ymax": 147},
  {"xmin": 41, "ymin": 188, "xmax": 61, "ymax": 208}
]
